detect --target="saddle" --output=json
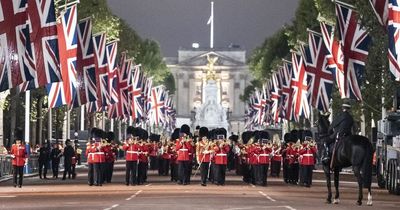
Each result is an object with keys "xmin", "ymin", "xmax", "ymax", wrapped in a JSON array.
[{"xmin": 330, "ymin": 132, "xmax": 350, "ymax": 169}]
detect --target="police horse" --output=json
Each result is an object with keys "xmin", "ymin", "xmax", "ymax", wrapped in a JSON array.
[{"xmin": 317, "ymin": 113, "xmax": 373, "ymax": 206}]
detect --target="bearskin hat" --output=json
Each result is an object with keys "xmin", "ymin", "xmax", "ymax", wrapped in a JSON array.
[
  {"xmin": 171, "ymin": 128, "xmax": 180, "ymax": 140},
  {"xmin": 241, "ymin": 131, "xmax": 254, "ymax": 144},
  {"xmin": 180, "ymin": 124, "xmax": 191, "ymax": 136},
  {"xmin": 90, "ymin": 127, "xmax": 104, "ymax": 140},
  {"xmin": 218, "ymin": 128, "xmax": 227, "ymax": 139},
  {"xmin": 199, "ymin": 127, "xmax": 209, "ymax": 138},
  {"xmin": 302, "ymin": 130, "xmax": 313, "ymax": 141},
  {"xmin": 107, "ymin": 132, "xmax": 115, "ymax": 143},
  {"xmin": 127, "ymin": 126, "xmax": 135, "ymax": 136},
  {"xmin": 229, "ymin": 134, "xmax": 239, "ymax": 143},
  {"xmin": 139, "ymin": 128, "xmax": 148, "ymax": 141},
  {"xmin": 149, "ymin": 134, "xmax": 160, "ymax": 142},
  {"xmin": 256, "ymin": 130, "xmax": 269, "ymax": 143},
  {"xmin": 14, "ymin": 127, "xmax": 24, "ymax": 142},
  {"xmin": 283, "ymin": 133, "xmax": 292, "ymax": 143}
]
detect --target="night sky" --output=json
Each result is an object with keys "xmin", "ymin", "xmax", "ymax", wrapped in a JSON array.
[{"xmin": 108, "ymin": 0, "xmax": 299, "ymax": 57}]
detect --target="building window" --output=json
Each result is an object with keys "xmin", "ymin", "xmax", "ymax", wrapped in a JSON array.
[{"xmin": 234, "ymin": 82, "xmax": 240, "ymax": 89}]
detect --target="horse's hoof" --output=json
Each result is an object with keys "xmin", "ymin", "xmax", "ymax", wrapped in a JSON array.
[
  {"xmin": 367, "ymin": 201, "xmax": 373, "ymax": 206},
  {"xmin": 333, "ymin": 199, "xmax": 339, "ymax": 204},
  {"xmin": 356, "ymin": 201, "xmax": 362, "ymax": 206},
  {"xmin": 325, "ymin": 199, "xmax": 332, "ymax": 204}
]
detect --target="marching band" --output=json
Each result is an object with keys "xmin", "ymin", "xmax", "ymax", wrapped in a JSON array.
[{"xmin": 76, "ymin": 125, "xmax": 318, "ymax": 188}]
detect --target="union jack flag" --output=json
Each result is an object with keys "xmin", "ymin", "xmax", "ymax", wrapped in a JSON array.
[
  {"xmin": 164, "ymin": 93, "xmax": 176, "ymax": 131},
  {"xmin": 93, "ymin": 32, "xmax": 109, "ymax": 111},
  {"xmin": 142, "ymin": 75, "xmax": 153, "ymax": 115},
  {"xmin": 47, "ymin": 4, "xmax": 78, "ymax": 108},
  {"xmin": 148, "ymin": 85, "xmax": 166, "ymax": 126},
  {"xmin": 370, "ymin": 0, "xmax": 389, "ymax": 26},
  {"xmin": 130, "ymin": 65, "xmax": 143, "ymax": 121},
  {"xmin": 250, "ymin": 88, "xmax": 265, "ymax": 126},
  {"xmin": 335, "ymin": 2, "xmax": 371, "ymax": 100},
  {"xmin": 300, "ymin": 31, "xmax": 334, "ymax": 112},
  {"xmin": 388, "ymin": 0, "xmax": 400, "ymax": 79},
  {"xmin": 262, "ymin": 83, "xmax": 271, "ymax": 125},
  {"xmin": 117, "ymin": 54, "xmax": 132, "ymax": 119},
  {"xmin": 75, "ymin": 17, "xmax": 96, "ymax": 107},
  {"xmin": 20, "ymin": 0, "xmax": 61, "ymax": 91},
  {"xmin": 106, "ymin": 41, "xmax": 119, "ymax": 119},
  {"xmin": 0, "ymin": 0, "xmax": 36, "ymax": 91},
  {"xmin": 270, "ymin": 72, "xmax": 281, "ymax": 123},
  {"xmin": 291, "ymin": 52, "xmax": 311, "ymax": 122},
  {"xmin": 279, "ymin": 61, "xmax": 293, "ymax": 121}
]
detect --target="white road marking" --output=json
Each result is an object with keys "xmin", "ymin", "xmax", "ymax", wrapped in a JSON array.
[
  {"xmin": 281, "ymin": 206, "xmax": 297, "ymax": 210},
  {"xmin": 223, "ymin": 206, "xmax": 296, "ymax": 210},
  {"xmin": 126, "ymin": 190, "xmax": 143, "ymax": 201},
  {"xmin": 145, "ymin": 183, "xmax": 151, "ymax": 186},
  {"xmin": 258, "ymin": 191, "xmax": 276, "ymax": 202},
  {"xmin": 0, "ymin": 196, "xmax": 16, "ymax": 198},
  {"xmin": 104, "ymin": 204, "xmax": 119, "ymax": 210},
  {"xmin": 250, "ymin": 184, "xmax": 256, "ymax": 188}
]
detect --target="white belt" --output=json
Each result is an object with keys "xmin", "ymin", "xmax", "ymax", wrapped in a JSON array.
[
  {"xmin": 303, "ymin": 154, "xmax": 313, "ymax": 157},
  {"xmin": 94, "ymin": 152, "xmax": 104, "ymax": 155},
  {"xmin": 179, "ymin": 149, "xmax": 188, "ymax": 151},
  {"xmin": 259, "ymin": 154, "xmax": 269, "ymax": 156},
  {"xmin": 127, "ymin": 151, "xmax": 139, "ymax": 154},
  {"xmin": 274, "ymin": 155, "xmax": 282, "ymax": 157},
  {"xmin": 216, "ymin": 154, "xmax": 227, "ymax": 156}
]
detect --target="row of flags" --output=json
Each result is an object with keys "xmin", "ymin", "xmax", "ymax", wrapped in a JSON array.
[
  {"xmin": 245, "ymin": 1, "xmax": 371, "ymax": 128},
  {"xmin": 0, "ymin": 0, "xmax": 175, "ymax": 129}
]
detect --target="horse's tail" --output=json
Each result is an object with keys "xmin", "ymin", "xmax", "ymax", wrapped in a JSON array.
[{"xmin": 362, "ymin": 142, "xmax": 373, "ymax": 188}]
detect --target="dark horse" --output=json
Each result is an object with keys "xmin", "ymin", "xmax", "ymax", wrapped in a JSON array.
[{"xmin": 317, "ymin": 113, "xmax": 373, "ymax": 206}]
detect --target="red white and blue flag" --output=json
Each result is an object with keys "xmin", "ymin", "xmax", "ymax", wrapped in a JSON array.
[
  {"xmin": 148, "ymin": 85, "xmax": 166, "ymax": 126},
  {"xmin": 270, "ymin": 72, "xmax": 281, "ymax": 123},
  {"xmin": 388, "ymin": 0, "xmax": 400, "ymax": 79},
  {"xmin": 0, "ymin": 0, "xmax": 36, "ymax": 91},
  {"xmin": 290, "ymin": 52, "xmax": 311, "ymax": 121},
  {"xmin": 73, "ymin": 17, "xmax": 96, "ymax": 107},
  {"xmin": 106, "ymin": 41, "xmax": 119, "ymax": 119},
  {"xmin": 335, "ymin": 2, "xmax": 371, "ymax": 100},
  {"xmin": 93, "ymin": 32, "xmax": 109, "ymax": 111},
  {"xmin": 21, "ymin": 0, "xmax": 61, "ymax": 91},
  {"xmin": 130, "ymin": 65, "xmax": 143, "ymax": 121},
  {"xmin": 369, "ymin": 0, "xmax": 389, "ymax": 26},
  {"xmin": 117, "ymin": 54, "xmax": 132, "ymax": 118},
  {"xmin": 279, "ymin": 61, "xmax": 293, "ymax": 121},
  {"xmin": 300, "ymin": 31, "xmax": 334, "ymax": 112},
  {"xmin": 47, "ymin": 4, "xmax": 78, "ymax": 108}
]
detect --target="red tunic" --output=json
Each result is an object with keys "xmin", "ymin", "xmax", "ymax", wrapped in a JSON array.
[
  {"xmin": 149, "ymin": 143, "xmax": 158, "ymax": 157},
  {"xmin": 161, "ymin": 145, "xmax": 171, "ymax": 159},
  {"xmin": 139, "ymin": 144, "xmax": 149, "ymax": 163},
  {"xmin": 176, "ymin": 138, "xmax": 192, "ymax": 161},
  {"xmin": 258, "ymin": 147, "xmax": 272, "ymax": 164},
  {"xmin": 272, "ymin": 146, "xmax": 282, "ymax": 162},
  {"xmin": 86, "ymin": 144, "xmax": 95, "ymax": 164},
  {"xmin": 299, "ymin": 146, "xmax": 317, "ymax": 166},
  {"xmin": 93, "ymin": 142, "xmax": 105, "ymax": 163},
  {"xmin": 197, "ymin": 141, "xmax": 212, "ymax": 163},
  {"xmin": 123, "ymin": 143, "xmax": 140, "ymax": 161},
  {"xmin": 104, "ymin": 145, "xmax": 115, "ymax": 163},
  {"xmin": 214, "ymin": 144, "xmax": 230, "ymax": 165},
  {"xmin": 247, "ymin": 145, "xmax": 259, "ymax": 165},
  {"xmin": 11, "ymin": 144, "xmax": 27, "ymax": 166}
]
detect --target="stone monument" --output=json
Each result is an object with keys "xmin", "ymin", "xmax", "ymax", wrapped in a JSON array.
[{"xmin": 194, "ymin": 55, "xmax": 229, "ymax": 131}]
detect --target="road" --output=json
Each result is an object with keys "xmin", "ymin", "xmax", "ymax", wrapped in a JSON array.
[{"xmin": 0, "ymin": 161, "xmax": 399, "ymax": 210}]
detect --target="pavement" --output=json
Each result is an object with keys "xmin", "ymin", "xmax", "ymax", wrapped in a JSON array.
[{"xmin": 0, "ymin": 160, "xmax": 399, "ymax": 210}]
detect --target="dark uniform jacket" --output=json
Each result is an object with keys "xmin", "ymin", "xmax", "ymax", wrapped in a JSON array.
[
  {"xmin": 38, "ymin": 147, "xmax": 50, "ymax": 162},
  {"xmin": 50, "ymin": 148, "xmax": 61, "ymax": 162},
  {"xmin": 329, "ymin": 110, "xmax": 354, "ymax": 139},
  {"xmin": 63, "ymin": 145, "xmax": 75, "ymax": 164}
]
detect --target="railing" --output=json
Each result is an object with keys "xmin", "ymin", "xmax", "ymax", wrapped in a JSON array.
[{"xmin": 0, "ymin": 154, "xmax": 40, "ymax": 178}]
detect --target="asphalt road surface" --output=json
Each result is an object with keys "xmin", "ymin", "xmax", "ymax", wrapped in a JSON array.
[{"xmin": 0, "ymin": 161, "xmax": 399, "ymax": 210}]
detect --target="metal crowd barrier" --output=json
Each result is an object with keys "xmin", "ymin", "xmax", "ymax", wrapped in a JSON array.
[{"xmin": 0, "ymin": 154, "xmax": 13, "ymax": 177}]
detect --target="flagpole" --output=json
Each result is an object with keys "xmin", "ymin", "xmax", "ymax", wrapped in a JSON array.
[
  {"xmin": 48, "ymin": 108, "xmax": 52, "ymax": 141},
  {"xmin": 102, "ymin": 111, "xmax": 106, "ymax": 130},
  {"xmin": 208, "ymin": 1, "xmax": 214, "ymax": 49},
  {"xmin": 25, "ymin": 91, "xmax": 30, "ymax": 144},
  {"xmin": 80, "ymin": 105, "xmax": 85, "ymax": 131},
  {"xmin": 110, "ymin": 119, "xmax": 114, "ymax": 132}
]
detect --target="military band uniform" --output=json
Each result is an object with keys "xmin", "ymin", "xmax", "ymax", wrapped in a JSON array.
[{"xmin": 10, "ymin": 141, "xmax": 27, "ymax": 188}]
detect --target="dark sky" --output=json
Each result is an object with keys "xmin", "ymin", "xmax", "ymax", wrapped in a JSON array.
[{"xmin": 108, "ymin": 0, "xmax": 299, "ymax": 57}]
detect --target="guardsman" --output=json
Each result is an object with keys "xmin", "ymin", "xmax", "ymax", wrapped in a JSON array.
[
  {"xmin": 270, "ymin": 141, "xmax": 282, "ymax": 177},
  {"xmin": 159, "ymin": 140, "xmax": 171, "ymax": 176},
  {"xmin": 257, "ymin": 131, "xmax": 272, "ymax": 186},
  {"xmin": 138, "ymin": 130, "xmax": 150, "ymax": 185},
  {"xmin": 229, "ymin": 135, "xmax": 239, "ymax": 172},
  {"xmin": 92, "ymin": 128, "xmax": 105, "ymax": 186},
  {"xmin": 196, "ymin": 127, "xmax": 212, "ymax": 186},
  {"xmin": 149, "ymin": 134, "xmax": 159, "ymax": 171},
  {"xmin": 86, "ymin": 136, "xmax": 95, "ymax": 186},
  {"xmin": 299, "ymin": 137, "xmax": 317, "ymax": 187},
  {"xmin": 10, "ymin": 129, "xmax": 27, "ymax": 188},
  {"xmin": 246, "ymin": 134, "xmax": 258, "ymax": 185},
  {"xmin": 123, "ymin": 126, "xmax": 140, "ymax": 186},
  {"xmin": 240, "ymin": 131, "xmax": 252, "ymax": 183},
  {"xmin": 176, "ymin": 124, "xmax": 193, "ymax": 185},
  {"xmin": 170, "ymin": 128, "xmax": 180, "ymax": 182},
  {"xmin": 213, "ymin": 128, "xmax": 230, "ymax": 186},
  {"xmin": 103, "ymin": 132, "xmax": 115, "ymax": 183}
]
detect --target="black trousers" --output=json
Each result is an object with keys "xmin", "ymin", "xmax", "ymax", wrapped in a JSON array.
[
  {"xmin": 178, "ymin": 161, "xmax": 190, "ymax": 184},
  {"xmin": 257, "ymin": 164, "xmax": 269, "ymax": 185},
  {"xmin": 63, "ymin": 162, "xmax": 72, "ymax": 179},
  {"xmin": 105, "ymin": 162, "xmax": 114, "ymax": 183},
  {"xmin": 71, "ymin": 164, "xmax": 76, "ymax": 179},
  {"xmin": 209, "ymin": 162, "xmax": 215, "ymax": 182},
  {"xmin": 159, "ymin": 158, "xmax": 170, "ymax": 176},
  {"xmin": 270, "ymin": 160, "xmax": 281, "ymax": 177},
  {"xmin": 170, "ymin": 163, "xmax": 178, "ymax": 181},
  {"xmin": 250, "ymin": 164, "xmax": 257, "ymax": 184},
  {"xmin": 299, "ymin": 164, "xmax": 304, "ymax": 185},
  {"xmin": 215, "ymin": 164, "xmax": 226, "ymax": 185},
  {"xmin": 13, "ymin": 165, "xmax": 23, "ymax": 186},
  {"xmin": 283, "ymin": 161, "xmax": 289, "ymax": 183},
  {"xmin": 302, "ymin": 165, "xmax": 313, "ymax": 186},
  {"xmin": 51, "ymin": 159, "xmax": 59, "ymax": 177},
  {"xmin": 138, "ymin": 162, "xmax": 148, "ymax": 184},
  {"xmin": 93, "ymin": 163, "xmax": 103, "ymax": 185},
  {"xmin": 150, "ymin": 156, "xmax": 158, "ymax": 170},
  {"xmin": 38, "ymin": 160, "xmax": 48, "ymax": 178},
  {"xmin": 87, "ymin": 163, "xmax": 94, "ymax": 185},
  {"xmin": 126, "ymin": 161, "xmax": 137, "ymax": 185},
  {"xmin": 186, "ymin": 161, "xmax": 192, "ymax": 183},
  {"xmin": 242, "ymin": 163, "xmax": 251, "ymax": 183},
  {"xmin": 200, "ymin": 162, "xmax": 210, "ymax": 184}
]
